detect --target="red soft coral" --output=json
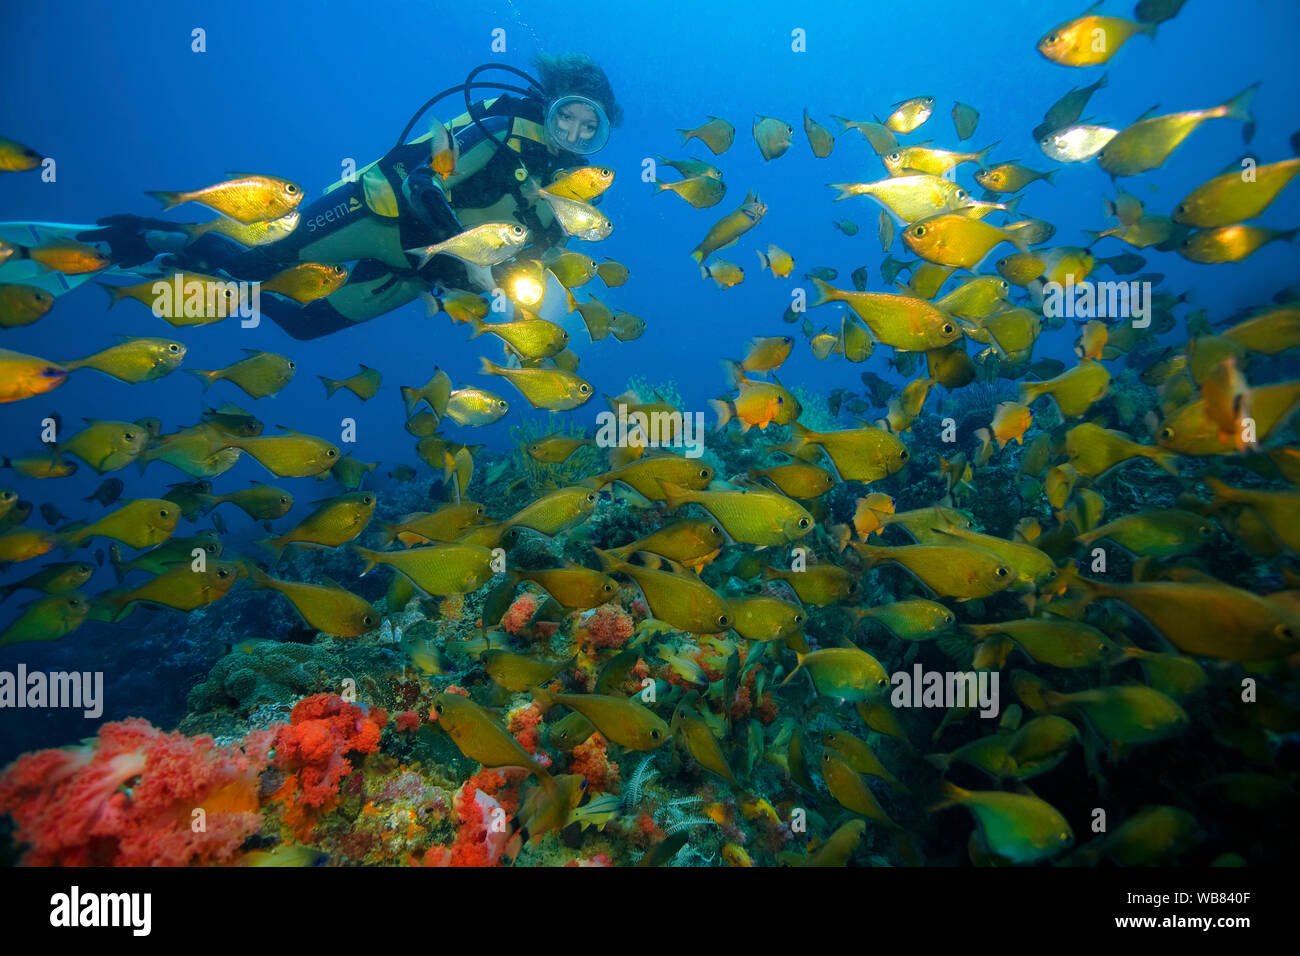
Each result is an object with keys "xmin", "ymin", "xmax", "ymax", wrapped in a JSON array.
[
  {"xmin": 569, "ymin": 732, "xmax": 619, "ymax": 793},
  {"xmin": 272, "ymin": 694, "xmax": 387, "ymax": 810},
  {"xmin": 501, "ymin": 592, "xmax": 541, "ymax": 635},
  {"xmin": 0, "ymin": 718, "xmax": 269, "ymax": 866}
]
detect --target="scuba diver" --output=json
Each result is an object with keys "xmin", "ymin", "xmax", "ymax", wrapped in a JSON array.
[{"xmin": 71, "ymin": 53, "xmax": 622, "ymax": 340}]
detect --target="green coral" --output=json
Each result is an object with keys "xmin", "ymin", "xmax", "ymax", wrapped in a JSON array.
[{"xmin": 506, "ymin": 412, "xmax": 601, "ymax": 499}]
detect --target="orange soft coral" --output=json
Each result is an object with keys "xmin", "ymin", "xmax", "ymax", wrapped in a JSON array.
[
  {"xmin": 569, "ymin": 732, "xmax": 620, "ymax": 793},
  {"xmin": 0, "ymin": 719, "xmax": 270, "ymax": 866},
  {"xmin": 578, "ymin": 603, "xmax": 634, "ymax": 651},
  {"xmin": 501, "ymin": 592, "xmax": 541, "ymax": 635},
  {"xmin": 272, "ymin": 694, "xmax": 387, "ymax": 815}
]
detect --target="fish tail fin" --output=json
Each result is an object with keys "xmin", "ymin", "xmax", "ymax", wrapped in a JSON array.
[
  {"xmin": 1018, "ymin": 381, "xmax": 1045, "ymax": 405},
  {"xmin": 187, "ymin": 369, "xmax": 217, "ymax": 391},
  {"xmin": 1148, "ymin": 447, "xmax": 1180, "ymax": 477},
  {"xmin": 825, "ymin": 182, "xmax": 858, "ymax": 203},
  {"xmin": 973, "ymin": 140, "xmax": 1000, "ymax": 167},
  {"xmin": 257, "ymin": 536, "xmax": 287, "ymax": 567},
  {"xmin": 1203, "ymin": 476, "xmax": 1234, "ymax": 501},
  {"xmin": 1042, "ymin": 168, "xmax": 1058, "ymax": 187},
  {"xmin": 652, "ymin": 178, "xmax": 671, "ymax": 193},
  {"xmin": 466, "ymin": 315, "xmax": 486, "ymax": 338},
  {"xmin": 809, "ymin": 276, "xmax": 837, "ymax": 307},
  {"xmin": 591, "ymin": 546, "xmax": 624, "ymax": 573},
  {"xmin": 317, "ymin": 375, "xmax": 340, "ymax": 398},
  {"xmin": 657, "ymin": 479, "xmax": 692, "ymax": 513},
  {"xmin": 106, "ymin": 543, "xmax": 127, "ymax": 584},
  {"xmin": 850, "ymin": 541, "xmax": 887, "ymax": 569},
  {"xmin": 531, "ymin": 686, "xmax": 557, "ymax": 713},
  {"xmin": 375, "ymin": 522, "xmax": 399, "ymax": 549},
  {"xmin": 96, "ymin": 282, "xmax": 125, "ymax": 308},
  {"xmin": 144, "ymin": 189, "xmax": 184, "ymax": 210},
  {"xmin": 399, "ymin": 385, "xmax": 421, "ymax": 417},
  {"xmin": 1218, "ymin": 82, "xmax": 1260, "ymax": 124},
  {"xmin": 689, "ymin": 248, "xmax": 705, "ymax": 265},
  {"xmin": 927, "ymin": 779, "xmax": 966, "ymax": 812},
  {"xmin": 350, "ymin": 545, "xmax": 379, "ymax": 577},
  {"xmin": 708, "ymin": 399, "xmax": 733, "ymax": 431},
  {"xmin": 1141, "ymin": 20, "xmax": 1158, "ymax": 40},
  {"xmin": 778, "ymin": 652, "xmax": 806, "ymax": 687},
  {"xmin": 756, "ymin": 249, "xmax": 771, "ymax": 272},
  {"xmin": 923, "ymin": 752, "xmax": 952, "ymax": 773},
  {"xmin": 479, "ymin": 356, "xmax": 502, "ymax": 377},
  {"xmin": 675, "ymin": 129, "xmax": 691, "ymax": 146}
]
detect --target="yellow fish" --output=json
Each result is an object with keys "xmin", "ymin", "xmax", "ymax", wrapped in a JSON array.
[
  {"xmin": 854, "ymin": 542, "xmax": 1014, "ymax": 600},
  {"xmin": 0, "ymin": 592, "xmax": 88, "ymax": 648},
  {"xmin": 753, "ymin": 115, "xmax": 794, "ymax": 161},
  {"xmin": 659, "ymin": 481, "xmax": 814, "ymax": 546},
  {"xmin": 0, "ymin": 284, "xmax": 55, "ymax": 328},
  {"xmin": 689, "ymin": 191, "xmax": 767, "ymax": 263},
  {"xmin": 534, "ymin": 688, "xmax": 670, "ymax": 751},
  {"xmin": 354, "ymin": 541, "xmax": 495, "ymax": 595},
  {"xmin": 479, "ymin": 358, "xmax": 592, "ymax": 410},
  {"xmin": 1019, "ymin": 359, "xmax": 1110, "ymax": 417},
  {"xmin": 60, "ymin": 498, "xmax": 179, "ymax": 551},
  {"xmin": 676, "ymin": 116, "xmax": 735, "ymax": 155},
  {"xmin": 1038, "ymin": 9, "xmax": 1156, "ymax": 67},
  {"xmin": 1174, "ymin": 157, "xmax": 1300, "ymax": 228},
  {"xmin": 318, "ymin": 364, "xmax": 382, "ymax": 400},
  {"xmin": 62, "ymin": 336, "xmax": 185, "ymax": 384},
  {"xmin": 190, "ymin": 349, "xmax": 296, "ymax": 399},
  {"xmin": 0, "ymin": 348, "xmax": 67, "ymax": 403},
  {"xmin": 147, "ymin": 173, "xmax": 303, "ymax": 223},
  {"xmin": 809, "ymin": 278, "xmax": 960, "ymax": 350},
  {"xmin": 221, "ymin": 427, "xmax": 340, "ymax": 478},
  {"xmin": 904, "ymin": 214, "xmax": 1026, "ymax": 269},
  {"xmin": 1098, "ymin": 85, "xmax": 1257, "ymax": 177}
]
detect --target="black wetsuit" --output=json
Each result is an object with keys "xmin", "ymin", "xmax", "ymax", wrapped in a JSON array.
[{"xmin": 82, "ymin": 94, "xmax": 573, "ymax": 340}]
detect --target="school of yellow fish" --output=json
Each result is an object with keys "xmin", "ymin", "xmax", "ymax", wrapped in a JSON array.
[{"xmin": 0, "ymin": 0, "xmax": 1298, "ymax": 866}]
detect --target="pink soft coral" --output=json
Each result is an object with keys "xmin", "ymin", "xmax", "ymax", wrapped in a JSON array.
[
  {"xmin": 0, "ymin": 719, "xmax": 272, "ymax": 866},
  {"xmin": 501, "ymin": 592, "xmax": 541, "ymax": 635},
  {"xmin": 579, "ymin": 603, "xmax": 634, "ymax": 650}
]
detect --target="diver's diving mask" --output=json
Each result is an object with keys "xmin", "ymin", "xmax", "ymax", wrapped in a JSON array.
[{"xmin": 544, "ymin": 94, "xmax": 610, "ymax": 155}]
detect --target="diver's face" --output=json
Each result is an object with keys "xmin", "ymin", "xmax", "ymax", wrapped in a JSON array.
[{"xmin": 553, "ymin": 101, "xmax": 600, "ymax": 149}]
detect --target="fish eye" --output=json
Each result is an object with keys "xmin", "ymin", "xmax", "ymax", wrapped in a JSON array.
[
  {"xmin": 364, "ymin": 615, "xmax": 375, "ymax": 625},
  {"xmin": 710, "ymin": 525, "xmax": 722, "ymax": 535},
  {"xmin": 579, "ymin": 384, "xmax": 591, "ymax": 394},
  {"xmin": 995, "ymin": 567, "xmax": 1009, "ymax": 577},
  {"xmin": 206, "ymin": 544, "xmax": 217, "ymax": 553},
  {"xmin": 435, "ymin": 702, "xmax": 444, "ymax": 714},
  {"xmin": 327, "ymin": 449, "xmax": 338, "ymax": 457},
  {"xmin": 288, "ymin": 361, "xmax": 296, "ymax": 369},
  {"xmin": 822, "ymin": 752, "xmax": 832, "ymax": 764},
  {"xmin": 776, "ymin": 396, "xmax": 783, "ymax": 404},
  {"xmin": 1175, "ymin": 203, "xmax": 1187, "ymax": 215},
  {"xmin": 1159, "ymin": 426, "xmax": 1174, "ymax": 441},
  {"xmin": 333, "ymin": 266, "xmax": 346, "ymax": 275},
  {"xmin": 124, "ymin": 431, "xmax": 135, "ymax": 440},
  {"xmin": 798, "ymin": 517, "xmax": 811, "ymax": 529},
  {"xmin": 363, "ymin": 495, "xmax": 374, "ymax": 504},
  {"xmin": 168, "ymin": 343, "xmax": 180, "ymax": 352},
  {"xmin": 603, "ymin": 582, "xmax": 614, "ymax": 592},
  {"xmin": 942, "ymin": 323, "xmax": 955, "ymax": 335},
  {"xmin": 913, "ymin": 225, "xmax": 926, "ymax": 237},
  {"xmin": 280, "ymin": 497, "xmax": 288, "ymax": 504},
  {"xmin": 888, "ymin": 151, "xmax": 901, "ymax": 162},
  {"xmin": 159, "ymin": 508, "xmax": 170, "ymax": 518},
  {"xmin": 651, "ymin": 728, "xmax": 661, "ymax": 740},
  {"xmin": 218, "ymin": 568, "xmax": 230, "ymax": 578},
  {"xmin": 1045, "ymin": 32, "xmax": 1059, "ymax": 43},
  {"xmin": 512, "ymin": 226, "xmax": 526, "ymax": 236},
  {"xmin": 876, "ymin": 677, "xmax": 888, "ymax": 688},
  {"xmin": 899, "ymin": 449, "xmax": 909, "ymax": 461},
  {"xmin": 945, "ymin": 613, "xmax": 955, "ymax": 624},
  {"xmin": 699, "ymin": 468, "xmax": 710, "ymax": 478},
  {"xmin": 586, "ymin": 493, "xmax": 596, "ymax": 503},
  {"xmin": 286, "ymin": 184, "xmax": 300, "ymax": 194},
  {"xmin": 497, "ymin": 400, "xmax": 507, "ymax": 408},
  {"xmin": 956, "ymin": 189, "xmax": 967, "ymax": 200},
  {"xmin": 1198, "ymin": 525, "xmax": 1212, "ymax": 536},
  {"xmin": 718, "ymin": 614, "xmax": 732, "ymax": 627},
  {"xmin": 1277, "ymin": 625, "xmax": 1296, "ymax": 641},
  {"xmin": 794, "ymin": 613, "xmax": 805, "ymax": 624}
]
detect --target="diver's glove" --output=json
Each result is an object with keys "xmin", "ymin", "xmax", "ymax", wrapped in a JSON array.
[
  {"xmin": 80, "ymin": 214, "xmax": 190, "ymax": 267},
  {"xmin": 403, "ymin": 167, "xmax": 464, "ymax": 241}
]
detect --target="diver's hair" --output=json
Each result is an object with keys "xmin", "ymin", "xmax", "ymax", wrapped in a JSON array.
[{"xmin": 532, "ymin": 52, "xmax": 624, "ymax": 127}]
